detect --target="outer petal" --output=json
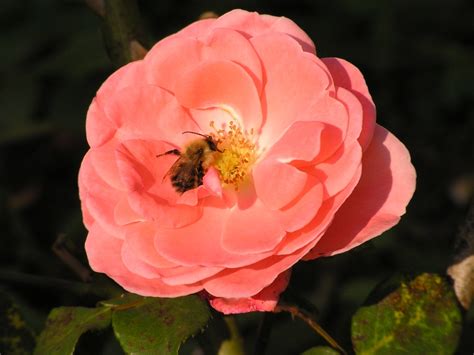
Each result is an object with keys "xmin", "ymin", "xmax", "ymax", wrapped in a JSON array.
[
  {"xmin": 145, "ymin": 28, "xmax": 263, "ymax": 95},
  {"xmin": 251, "ymin": 33, "xmax": 330, "ymax": 147},
  {"xmin": 208, "ymin": 270, "xmax": 291, "ymax": 314},
  {"xmin": 154, "ymin": 198, "xmax": 274, "ymax": 268},
  {"xmin": 103, "ymin": 85, "xmax": 199, "ymax": 146},
  {"xmin": 312, "ymin": 125, "xmax": 416, "ymax": 256},
  {"xmin": 212, "ymin": 10, "xmax": 315, "ymax": 54},
  {"xmin": 323, "ymin": 57, "xmax": 376, "ymax": 150},
  {"xmin": 85, "ymin": 223, "xmax": 202, "ymax": 297},
  {"xmin": 87, "ymin": 61, "xmax": 144, "ymax": 147},
  {"xmin": 202, "ymin": 238, "xmax": 317, "ymax": 298},
  {"xmin": 79, "ymin": 152, "xmax": 126, "ymax": 238}
]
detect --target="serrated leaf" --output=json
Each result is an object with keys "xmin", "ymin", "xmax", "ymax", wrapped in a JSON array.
[
  {"xmin": 34, "ymin": 306, "xmax": 111, "ymax": 355},
  {"xmin": 352, "ymin": 273, "xmax": 462, "ymax": 354},
  {"xmin": 112, "ymin": 295, "xmax": 210, "ymax": 355},
  {"xmin": 0, "ymin": 291, "xmax": 36, "ymax": 355},
  {"xmin": 301, "ymin": 346, "xmax": 340, "ymax": 355}
]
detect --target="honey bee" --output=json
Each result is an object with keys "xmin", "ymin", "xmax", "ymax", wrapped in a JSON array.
[{"xmin": 157, "ymin": 131, "xmax": 223, "ymax": 194}]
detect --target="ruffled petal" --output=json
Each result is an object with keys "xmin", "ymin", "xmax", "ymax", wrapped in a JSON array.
[
  {"xmin": 222, "ymin": 197, "xmax": 286, "ymax": 254},
  {"xmin": 103, "ymin": 84, "xmax": 199, "ymax": 146},
  {"xmin": 79, "ymin": 152, "xmax": 126, "ymax": 238},
  {"xmin": 323, "ymin": 57, "xmax": 376, "ymax": 150},
  {"xmin": 85, "ymin": 223, "xmax": 202, "ymax": 297},
  {"xmin": 250, "ymin": 33, "xmax": 330, "ymax": 147},
  {"xmin": 154, "ymin": 198, "xmax": 273, "ymax": 267},
  {"xmin": 275, "ymin": 176, "xmax": 324, "ymax": 232},
  {"xmin": 202, "ymin": 239, "xmax": 317, "ymax": 298},
  {"xmin": 212, "ymin": 10, "xmax": 315, "ymax": 54},
  {"xmin": 208, "ymin": 270, "xmax": 291, "ymax": 314},
  {"xmin": 253, "ymin": 159, "xmax": 308, "ymax": 210},
  {"xmin": 145, "ymin": 28, "xmax": 264, "ymax": 94},
  {"xmin": 279, "ymin": 163, "xmax": 362, "ymax": 256},
  {"xmin": 311, "ymin": 125, "xmax": 416, "ymax": 256},
  {"xmin": 307, "ymin": 142, "xmax": 362, "ymax": 198},
  {"xmin": 264, "ymin": 121, "xmax": 326, "ymax": 162}
]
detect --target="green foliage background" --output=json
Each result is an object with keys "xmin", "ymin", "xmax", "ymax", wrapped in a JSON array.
[{"xmin": 1, "ymin": 0, "xmax": 473, "ymax": 353}]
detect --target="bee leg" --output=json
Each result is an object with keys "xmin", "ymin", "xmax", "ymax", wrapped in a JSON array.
[{"xmin": 156, "ymin": 149, "xmax": 180, "ymax": 158}]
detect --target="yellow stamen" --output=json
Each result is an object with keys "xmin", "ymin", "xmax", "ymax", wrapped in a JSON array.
[{"xmin": 210, "ymin": 120, "xmax": 257, "ymax": 189}]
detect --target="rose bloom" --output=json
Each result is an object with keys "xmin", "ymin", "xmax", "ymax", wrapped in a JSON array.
[{"xmin": 79, "ymin": 9, "xmax": 416, "ymax": 314}]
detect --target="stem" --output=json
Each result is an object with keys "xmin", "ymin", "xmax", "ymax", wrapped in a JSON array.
[
  {"xmin": 84, "ymin": 0, "xmax": 149, "ymax": 66},
  {"xmin": 253, "ymin": 312, "xmax": 274, "ymax": 355},
  {"xmin": 274, "ymin": 304, "xmax": 347, "ymax": 355},
  {"xmin": 447, "ymin": 198, "xmax": 474, "ymax": 309}
]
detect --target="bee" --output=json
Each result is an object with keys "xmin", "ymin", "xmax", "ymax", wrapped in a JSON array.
[{"xmin": 157, "ymin": 131, "xmax": 223, "ymax": 194}]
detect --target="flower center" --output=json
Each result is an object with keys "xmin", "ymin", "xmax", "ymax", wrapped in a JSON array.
[{"xmin": 210, "ymin": 120, "xmax": 257, "ymax": 189}]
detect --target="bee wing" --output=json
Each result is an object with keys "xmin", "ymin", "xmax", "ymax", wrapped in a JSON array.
[{"xmin": 162, "ymin": 157, "xmax": 182, "ymax": 182}]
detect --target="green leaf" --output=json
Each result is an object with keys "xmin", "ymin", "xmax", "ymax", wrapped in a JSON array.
[
  {"xmin": 112, "ymin": 295, "xmax": 211, "ymax": 355},
  {"xmin": 0, "ymin": 291, "xmax": 36, "ymax": 355},
  {"xmin": 301, "ymin": 346, "xmax": 340, "ymax": 355},
  {"xmin": 34, "ymin": 306, "xmax": 112, "ymax": 355},
  {"xmin": 351, "ymin": 273, "xmax": 462, "ymax": 354}
]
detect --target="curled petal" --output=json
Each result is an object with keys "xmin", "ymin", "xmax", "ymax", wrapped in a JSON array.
[
  {"xmin": 202, "ymin": 239, "xmax": 317, "ymax": 298},
  {"xmin": 208, "ymin": 270, "xmax": 291, "ymax": 314},
  {"xmin": 253, "ymin": 159, "xmax": 308, "ymax": 210},
  {"xmin": 222, "ymin": 197, "xmax": 286, "ymax": 254},
  {"xmin": 154, "ymin": 199, "xmax": 273, "ymax": 268},
  {"xmin": 310, "ymin": 125, "xmax": 416, "ymax": 256},
  {"xmin": 251, "ymin": 33, "xmax": 330, "ymax": 147},
  {"xmin": 85, "ymin": 223, "xmax": 202, "ymax": 297},
  {"xmin": 323, "ymin": 57, "xmax": 376, "ymax": 150}
]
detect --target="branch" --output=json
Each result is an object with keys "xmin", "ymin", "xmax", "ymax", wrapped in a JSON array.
[
  {"xmin": 447, "ymin": 198, "xmax": 474, "ymax": 310},
  {"xmin": 84, "ymin": 0, "xmax": 149, "ymax": 66},
  {"xmin": 274, "ymin": 304, "xmax": 347, "ymax": 355}
]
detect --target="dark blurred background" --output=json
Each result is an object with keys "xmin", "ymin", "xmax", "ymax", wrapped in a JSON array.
[{"xmin": 1, "ymin": 0, "xmax": 473, "ymax": 354}]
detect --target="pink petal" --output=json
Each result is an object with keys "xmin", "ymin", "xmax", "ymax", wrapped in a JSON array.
[
  {"xmin": 159, "ymin": 266, "xmax": 223, "ymax": 286},
  {"xmin": 145, "ymin": 29, "xmax": 264, "ymax": 95},
  {"xmin": 96, "ymin": 61, "xmax": 145, "ymax": 104},
  {"xmin": 89, "ymin": 138, "xmax": 124, "ymax": 191},
  {"xmin": 121, "ymin": 241, "xmax": 162, "ymax": 279},
  {"xmin": 253, "ymin": 159, "xmax": 308, "ymax": 210},
  {"xmin": 124, "ymin": 222, "xmax": 176, "ymax": 269},
  {"xmin": 176, "ymin": 18, "xmax": 215, "ymax": 38},
  {"xmin": 308, "ymin": 142, "xmax": 362, "ymax": 198},
  {"xmin": 312, "ymin": 125, "xmax": 416, "ymax": 256},
  {"xmin": 222, "ymin": 197, "xmax": 286, "ymax": 254},
  {"xmin": 208, "ymin": 270, "xmax": 291, "ymax": 314},
  {"xmin": 275, "ymin": 177, "xmax": 324, "ymax": 232},
  {"xmin": 202, "ymin": 239, "xmax": 317, "ymax": 298},
  {"xmin": 79, "ymin": 152, "xmax": 126, "ymax": 238},
  {"xmin": 114, "ymin": 197, "xmax": 144, "ymax": 225},
  {"xmin": 85, "ymin": 223, "xmax": 202, "ymax": 297},
  {"xmin": 154, "ymin": 199, "xmax": 273, "ymax": 267},
  {"xmin": 85, "ymin": 98, "xmax": 116, "ymax": 148},
  {"xmin": 336, "ymin": 87, "xmax": 363, "ymax": 145},
  {"xmin": 86, "ymin": 61, "xmax": 144, "ymax": 148},
  {"xmin": 264, "ymin": 121, "xmax": 327, "ymax": 162},
  {"xmin": 212, "ymin": 10, "xmax": 315, "ymax": 54},
  {"xmin": 279, "ymin": 164, "xmax": 362, "ymax": 256},
  {"xmin": 203, "ymin": 28, "xmax": 263, "ymax": 94},
  {"xmin": 323, "ymin": 57, "xmax": 376, "ymax": 151},
  {"xmin": 175, "ymin": 60, "xmax": 262, "ymax": 131},
  {"xmin": 250, "ymin": 33, "xmax": 330, "ymax": 147},
  {"xmin": 103, "ymin": 84, "xmax": 199, "ymax": 146}
]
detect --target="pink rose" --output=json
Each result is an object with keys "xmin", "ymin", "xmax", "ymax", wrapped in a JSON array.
[{"xmin": 79, "ymin": 9, "xmax": 416, "ymax": 314}]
